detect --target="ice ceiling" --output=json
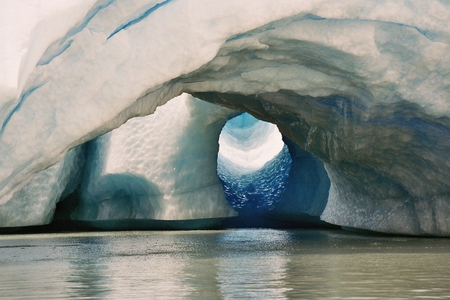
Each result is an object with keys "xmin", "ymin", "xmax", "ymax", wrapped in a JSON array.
[{"xmin": 1, "ymin": 0, "xmax": 450, "ymax": 235}]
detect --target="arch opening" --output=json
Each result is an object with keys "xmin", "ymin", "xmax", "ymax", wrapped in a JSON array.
[{"xmin": 217, "ymin": 113, "xmax": 293, "ymax": 228}]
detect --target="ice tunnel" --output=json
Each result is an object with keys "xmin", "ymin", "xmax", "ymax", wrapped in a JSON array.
[
  {"xmin": 217, "ymin": 113, "xmax": 330, "ymax": 228},
  {"xmin": 217, "ymin": 112, "xmax": 294, "ymax": 227},
  {"xmin": 56, "ymin": 96, "xmax": 328, "ymax": 230},
  {"xmin": 2, "ymin": 0, "xmax": 450, "ymax": 235}
]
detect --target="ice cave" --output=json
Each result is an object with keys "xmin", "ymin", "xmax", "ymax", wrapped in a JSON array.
[{"xmin": 1, "ymin": 0, "xmax": 450, "ymax": 235}]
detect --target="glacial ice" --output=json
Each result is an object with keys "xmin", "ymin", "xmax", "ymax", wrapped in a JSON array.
[
  {"xmin": 0, "ymin": 146, "xmax": 85, "ymax": 227},
  {"xmin": 74, "ymin": 93, "xmax": 237, "ymax": 223},
  {"xmin": 269, "ymin": 138, "xmax": 330, "ymax": 224},
  {"xmin": 1, "ymin": 0, "xmax": 450, "ymax": 235}
]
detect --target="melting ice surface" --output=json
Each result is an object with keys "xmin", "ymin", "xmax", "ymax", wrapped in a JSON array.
[{"xmin": 2, "ymin": 1, "xmax": 450, "ymax": 235}]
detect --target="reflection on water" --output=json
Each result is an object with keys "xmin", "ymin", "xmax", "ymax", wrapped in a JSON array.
[{"xmin": 1, "ymin": 229, "xmax": 450, "ymax": 299}]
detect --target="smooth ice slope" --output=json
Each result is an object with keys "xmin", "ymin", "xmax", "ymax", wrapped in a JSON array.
[
  {"xmin": 75, "ymin": 94, "xmax": 236, "ymax": 222},
  {"xmin": 1, "ymin": 1, "xmax": 450, "ymax": 235},
  {"xmin": 0, "ymin": 0, "xmax": 96, "ymax": 122}
]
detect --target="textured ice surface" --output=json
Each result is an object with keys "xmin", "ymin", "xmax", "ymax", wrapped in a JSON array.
[
  {"xmin": 74, "ymin": 94, "xmax": 236, "ymax": 221},
  {"xmin": 0, "ymin": 146, "xmax": 85, "ymax": 227},
  {"xmin": 1, "ymin": 1, "xmax": 450, "ymax": 235}
]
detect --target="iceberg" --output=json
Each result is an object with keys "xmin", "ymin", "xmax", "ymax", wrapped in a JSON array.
[
  {"xmin": 218, "ymin": 113, "xmax": 286, "ymax": 174},
  {"xmin": 1, "ymin": 0, "xmax": 450, "ymax": 235}
]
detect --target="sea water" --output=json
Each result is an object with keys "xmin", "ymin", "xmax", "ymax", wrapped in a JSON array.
[{"xmin": 0, "ymin": 229, "xmax": 450, "ymax": 299}]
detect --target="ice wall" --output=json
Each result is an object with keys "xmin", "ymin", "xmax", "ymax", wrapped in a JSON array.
[
  {"xmin": 0, "ymin": 146, "xmax": 85, "ymax": 227},
  {"xmin": 269, "ymin": 138, "xmax": 330, "ymax": 223},
  {"xmin": 74, "ymin": 94, "xmax": 236, "ymax": 222},
  {"xmin": 0, "ymin": 0, "xmax": 96, "ymax": 115},
  {"xmin": 1, "ymin": 1, "xmax": 450, "ymax": 235}
]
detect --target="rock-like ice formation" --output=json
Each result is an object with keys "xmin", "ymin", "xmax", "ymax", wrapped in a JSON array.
[{"xmin": 1, "ymin": 0, "xmax": 450, "ymax": 235}]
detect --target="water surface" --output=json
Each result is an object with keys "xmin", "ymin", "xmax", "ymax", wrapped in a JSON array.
[{"xmin": 1, "ymin": 229, "xmax": 449, "ymax": 299}]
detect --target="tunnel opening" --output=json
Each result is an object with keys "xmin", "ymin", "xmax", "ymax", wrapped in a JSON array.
[{"xmin": 217, "ymin": 112, "xmax": 304, "ymax": 228}]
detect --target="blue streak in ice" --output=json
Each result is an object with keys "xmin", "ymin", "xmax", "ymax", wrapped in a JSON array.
[
  {"xmin": 37, "ymin": 40, "xmax": 73, "ymax": 66},
  {"xmin": 37, "ymin": 0, "xmax": 115, "ymax": 66},
  {"xmin": 107, "ymin": 0, "xmax": 175, "ymax": 39},
  {"xmin": 0, "ymin": 83, "xmax": 46, "ymax": 136}
]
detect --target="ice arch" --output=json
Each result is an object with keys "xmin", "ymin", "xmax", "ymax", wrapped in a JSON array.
[{"xmin": 1, "ymin": 1, "xmax": 450, "ymax": 235}]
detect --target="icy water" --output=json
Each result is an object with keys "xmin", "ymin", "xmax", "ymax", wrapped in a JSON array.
[{"xmin": 1, "ymin": 229, "xmax": 450, "ymax": 299}]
